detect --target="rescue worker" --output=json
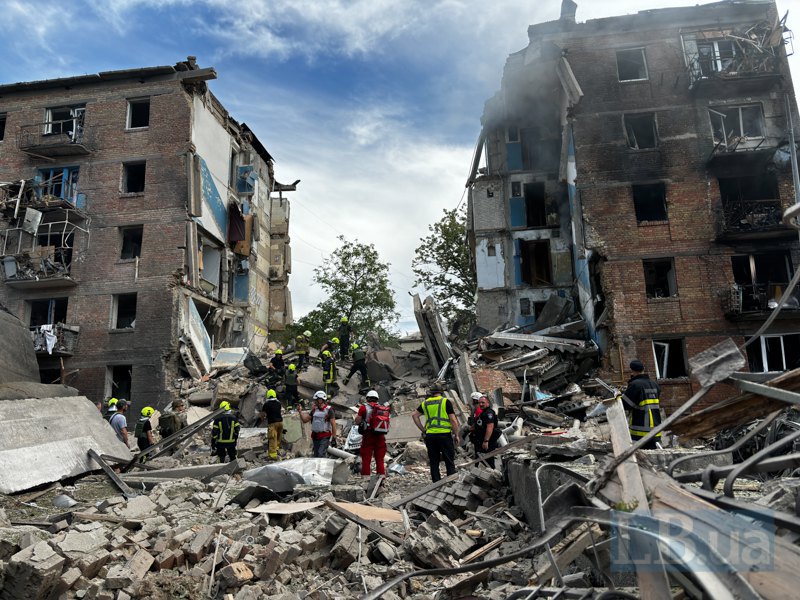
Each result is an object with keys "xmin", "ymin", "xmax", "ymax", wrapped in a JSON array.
[
  {"xmin": 467, "ymin": 391, "xmax": 485, "ymax": 458},
  {"xmin": 295, "ymin": 330, "xmax": 311, "ymax": 370},
  {"xmin": 355, "ymin": 390, "xmax": 389, "ymax": 478},
  {"xmin": 160, "ymin": 398, "xmax": 188, "ymax": 438},
  {"xmin": 473, "ymin": 395, "xmax": 500, "ymax": 468},
  {"xmin": 343, "ymin": 342, "xmax": 369, "ymax": 387},
  {"xmin": 211, "ymin": 400, "xmax": 240, "ymax": 462},
  {"xmin": 321, "ymin": 350, "xmax": 338, "ymax": 397},
  {"xmin": 284, "ymin": 363, "xmax": 301, "ymax": 406},
  {"xmin": 338, "ymin": 317, "xmax": 352, "ymax": 360},
  {"xmin": 135, "ymin": 406, "xmax": 155, "ymax": 451},
  {"xmin": 263, "ymin": 389, "xmax": 283, "ymax": 460},
  {"xmin": 412, "ymin": 383, "xmax": 460, "ymax": 482},
  {"xmin": 320, "ymin": 337, "xmax": 340, "ymax": 361},
  {"xmin": 109, "ymin": 399, "xmax": 130, "ymax": 447},
  {"xmin": 620, "ymin": 359, "xmax": 662, "ymax": 449},
  {"xmin": 270, "ymin": 349, "xmax": 285, "ymax": 376},
  {"xmin": 298, "ymin": 391, "xmax": 337, "ymax": 458},
  {"xmin": 104, "ymin": 397, "xmax": 119, "ymax": 421}
]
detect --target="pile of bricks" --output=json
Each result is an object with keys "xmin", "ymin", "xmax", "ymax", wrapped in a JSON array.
[{"xmin": 411, "ymin": 466, "xmax": 504, "ymax": 515}]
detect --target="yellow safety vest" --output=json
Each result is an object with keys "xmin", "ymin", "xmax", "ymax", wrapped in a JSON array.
[{"xmin": 421, "ymin": 396, "xmax": 452, "ymax": 434}]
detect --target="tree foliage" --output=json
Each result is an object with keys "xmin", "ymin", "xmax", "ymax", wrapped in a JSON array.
[
  {"xmin": 295, "ymin": 236, "xmax": 400, "ymax": 347},
  {"xmin": 412, "ymin": 207, "xmax": 477, "ymax": 337}
]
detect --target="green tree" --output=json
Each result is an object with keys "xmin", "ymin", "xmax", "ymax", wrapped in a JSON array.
[
  {"xmin": 412, "ymin": 207, "xmax": 477, "ymax": 338},
  {"xmin": 300, "ymin": 236, "xmax": 400, "ymax": 346}
]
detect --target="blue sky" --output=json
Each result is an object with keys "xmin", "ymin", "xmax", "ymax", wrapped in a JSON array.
[{"xmin": 1, "ymin": 0, "xmax": 797, "ymax": 333}]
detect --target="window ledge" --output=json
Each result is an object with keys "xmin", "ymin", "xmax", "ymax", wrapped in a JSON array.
[
  {"xmin": 119, "ymin": 192, "xmax": 145, "ymax": 198},
  {"xmin": 626, "ymin": 147, "xmax": 660, "ymax": 153},
  {"xmin": 109, "ymin": 328, "xmax": 135, "ymax": 334},
  {"xmin": 117, "ymin": 258, "xmax": 139, "ymax": 264},
  {"xmin": 637, "ymin": 220, "xmax": 669, "ymax": 227},
  {"xmin": 647, "ymin": 296, "xmax": 679, "ymax": 302},
  {"xmin": 125, "ymin": 127, "xmax": 149, "ymax": 132},
  {"xmin": 656, "ymin": 377, "xmax": 691, "ymax": 383},
  {"xmin": 619, "ymin": 78, "xmax": 650, "ymax": 84}
]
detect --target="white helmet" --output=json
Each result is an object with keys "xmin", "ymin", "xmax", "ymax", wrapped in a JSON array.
[
  {"xmin": 303, "ymin": 330, "xmax": 312, "ymax": 337},
  {"xmin": 313, "ymin": 391, "xmax": 328, "ymax": 401},
  {"xmin": 470, "ymin": 392, "xmax": 483, "ymax": 401},
  {"xmin": 366, "ymin": 390, "xmax": 379, "ymax": 400}
]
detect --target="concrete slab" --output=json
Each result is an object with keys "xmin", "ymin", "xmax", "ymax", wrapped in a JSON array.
[
  {"xmin": 385, "ymin": 412, "xmax": 423, "ymax": 443},
  {"xmin": 0, "ymin": 396, "xmax": 131, "ymax": 494},
  {"xmin": 0, "ymin": 310, "xmax": 40, "ymax": 384}
]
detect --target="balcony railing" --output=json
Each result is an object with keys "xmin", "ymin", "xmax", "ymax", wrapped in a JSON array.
[
  {"xmin": 1, "ymin": 249, "xmax": 76, "ymax": 288},
  {"xmin": 30, "ymin": 323, "xmax": 79, "ymax": 355},
  {"xmin": 17, "ymin": 119, "xmax": 92, "ymax": 157},
  {"xmin": 687, "ymin": 50, "xmax": 780, "ymax": 88},
  {"xmin": 724, "ymin": 283, "xmax": 800, "ymax": 315},
  {"xmin": 716, "ymin": 199, "xmax": 791, "ymax": 240}
]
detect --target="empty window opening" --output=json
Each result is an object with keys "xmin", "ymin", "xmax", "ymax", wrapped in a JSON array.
[
  {"xmin": 732, "ymin": 251, "xmax": 793, "ymax": 311},
  {"xmin": 45, "ymin": 105, "xmax": 85, "ymax": 139},
  {"xmin": 653, "ymin": 338, "xmax": 688, "ymax": 379},
  {"xmin": 511, "ymin": 181, "xmax": 522, "ymax": 197},
  {"xmin": 108, "ymin": 365, "xmax": 132, "ymax": 401},
  {"xmin": 709, "ymin": 105, "xmax": 764, "ymax": 149},
  {"xmin": 524, "ymin": 183, "xmax": 548, "ymax": 228},
  {"xmin": 632, "ymin": 183, "xmax": 667, "ymax": 222},
  {"xmin": 487, "ymin": 244, "xmax": 497, "ymax": 257},
  {"xmin": 747, "ymin": 334, "xmax": 800, "ymax": 373},
  {"xmin": 29, "ymin": 298, "xmax": 68, "ymax": 326},
  {"xmin": 38, "ymin": 166, "xmax": 80, "ymax": 202},
  {"xmin": 37, "ymin": 230, "xmax": 74, "ymax": 270},
  {"xmin": 120, "ymin": 226, "xmax": 143, "ymax": 259},
  {"xmin": 127, "ymin": 98, "xmax": 150, "ymax": 128},
  {"xmin": 719, "ymin": 173, "xmax": 779, "ymax": 205},
  {"xmin": 507, "ymin": 127, "xmax": 520, "ymax": 143},
  {"xmin": 698, "ymin": 40, "xmax": 736, "ymax": 77},
  {"xmin": 0, "ymin": 113, "xmax": 6, "ymax": 141},
  {"xmin": 39, "ymin": 368, "xmax": 62, "ymax": 385},
  {"xmin": 520, "ymin": 298, "xmax": 532, "ymax": 316},
  {"xmin": 643, "ymin": 258, "xmax": 677, "ymax": 298},
  {"xmin": 122, "ymin": 162, "xmax": 146, "ymax": 193},
  {"xmin": 519, "ymin": 239, "xmax": 553, "ymax": 286},
  {"xmin": 624, "ymin": 113, "xmax": 657, "ymax": 149},
  {"xmin": 617, "ymin": 48, "xmax": 648, "ymax": 81},
  {"xmin": 113, "ymin": 293, "xmax": 137, "ymax": 329}
]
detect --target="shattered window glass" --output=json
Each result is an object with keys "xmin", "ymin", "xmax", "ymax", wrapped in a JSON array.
[
  {"xmin": 624, "ymin": 113, "xmax": 657, "ymax": 149},
  {"xmin": 709, "ymin": 105, "xmax": 764, "ymax": 146},
  {"xmin": 616, "ymin": 48, "xmax": 648, "ymax": 81},
  {"xmin": 653, "ymin": 339, "xmax": 688, "ymax": 378}
]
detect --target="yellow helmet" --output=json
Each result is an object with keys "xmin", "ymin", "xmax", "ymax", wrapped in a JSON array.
[
  {"xmin": 219, "ymin": 401, "xmax": 231, "ymax": 411},
  {"xmin": 340, "ymin": 316, "xmax": 348, "ymax": 322},
  {"xmin": 322, "ymin": 350, "xmax": 331, "ymax": 357},
  {"xmin": 275, "ymin": 349, "xmax": 283, "ymax": 355},
  {"xmin": 141, "ymin": 406, "xmax": 154, "ymax": 417},
  {"xmin": 288, "ymin": 364, "xmax": 297, "ymax": 371},
  {"xmin": 332, "ymin": 337, "xmax": 340, "ymax": 344},
  {"xmin": 266, "ymin": 389, "xmax": 277, "ymax": 398},
  {"xmin": 107, "ymin": 397, "xmax": 118, "ymax": 407},
  {"xmin": 351, "ymin": 343, "xmax": 359, "ymax": 349}
]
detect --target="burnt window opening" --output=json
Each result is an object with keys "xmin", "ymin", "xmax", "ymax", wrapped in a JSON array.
[
  {"xmin": 37, "ymin": 230, "xmax": 74, "ymax": 270},
  {"xmin": 747, "ymin": 334, "xmax": 800, "ymax": 373},
  {"xmin": 122, "ymin": 162, "xmax": 146, "ymax": 193},
  {"xmin": 507, "ymin": 127, "xmax": 520, "ymax": 143},
  {"xmin": 653, "ymin": 338, "xmax": 688, "ymax": 379},
  {"xmin": 524, "ymin": 183, "xmax": 548, "ymax": 228},
  {"xmin": 709, "ymin": 105, "xmax": 764, "ymax": 148},
  {"xmin": 108, "ymin": 364, "xmax": 132, "ymax": 401},
  {"xmin": 0, "ymin": 113, "xmax": 6, "ymax": 141},
  {"xmin": 39, "ymin": 368, "xmax": 62, "ymax": 385},
  {"xmin": 29, "ymin": 298, "xmax": 68, "ymax": 326},
  {"xmin": 617, "ymin": 48, "xmax": 648, "ymax": 81},
  {"xmin": 120, "ymin": 226, "xmax": 143, "ymax": 259},
  {"xmin": 632, "ymin": 183, "xmax": 668, "ymax": 222},
  {"xmin": 113, "ymin": 293, "xmax": 137, "ymax": 329},
  {"xmin": 511, "ymin": 181, "xmax": 522, "ymax": 197},
  {"xmin": 718, "ymin": 173, "xmax": 779, "ymax": 205},
  {"xmin": 698, "ymin": 40, "xmax": 736, "ymax": 77},
  {"xmin": 127, "ymin": 98, "xmax": 150, "ymax": 128},
  {"xmin": 731, "ymin": 251, "xmax": 793, "ymax": 311},
  {"xmin": 624, "ymin": 113, "xmax": 658, "ymax": 149},
  {"xmin": 519, "ymin": 239, "xmax": 553, "ymax": 286},
  {"xmin": 643, "ymin": 258, "xmax": 677, "ymax": 298},
  {"xmin": 38, "ymin": 166, "xmax": 80, "ymax": 202},
  {"xmin": 520, "ymin": 297, "xmax": 532, "ymax": 316}
]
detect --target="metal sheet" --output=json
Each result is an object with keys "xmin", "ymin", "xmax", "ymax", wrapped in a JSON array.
[{"xmin": 0, "ymin": 396, "xmax": 131, "ymax": 494}]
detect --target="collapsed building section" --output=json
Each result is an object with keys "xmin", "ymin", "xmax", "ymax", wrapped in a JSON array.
[
  {"xmin": 467, "ymin": 0, "xmax": 799, "ymax": 409},
  {"xmin": 0, "ymin": 58, "xmax": 295, "ymax": 415}
]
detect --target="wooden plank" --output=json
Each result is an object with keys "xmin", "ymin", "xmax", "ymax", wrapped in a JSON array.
[
  {"xmin": 245, "ymin": 501, "xmax": 322, "ymax": 515},
  {"xmin": 531, "ymin": 524, "xmax": 602, "ymax": 584},
  {"xmin": 322, "ymin": 499, "xmax": 404, "ymax": 546},
  {"xmin": 460, "ymin": 536, "xmax": 505, "ymax": 565},
  {"xmin": 335, "ymin": 501, "xmax": 403, "ymax": 523}
]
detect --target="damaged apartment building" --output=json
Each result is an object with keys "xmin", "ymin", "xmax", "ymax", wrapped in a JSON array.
[
  {"xmin": 0, "ymin": 57, "xmax": 294, "ymax": 412},
  {"xmin": 467, "ymin": 0, "xmax": 799, "ymax": 408}
]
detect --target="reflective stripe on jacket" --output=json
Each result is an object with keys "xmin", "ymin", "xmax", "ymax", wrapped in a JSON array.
[
  {"xmin": 421, "ymin": 396, "xmax": 452, "ymax": 434},
  {"xmin": 621, "ymin": 375, "xmax": 662, "ymax": 439},
  {"xmin": 285, "ymin": 370, "xmax": 298, "ymax": 386},
  {"xmin": 212, "ymin": 412, "xmax": 240, "ymax": 444}
]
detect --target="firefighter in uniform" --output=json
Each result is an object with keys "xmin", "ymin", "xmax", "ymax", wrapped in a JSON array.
[
  {"xmin": 321, "ymin": 350, "xmax": 337, "ymax": 397},
  {"xmin": 412, "ymin": 383, "xmax": 460, "ymax": 482},
  {"xmin": 211, "ymin": 401, "xmax": 241, "ymax": 462},
  {"xmin": 343, "ymin": 343, "xmax": 369, "ymax": 387},
  {"xmin": 284, "ymin": 363, "xmax": 301, "ymax": 406},
  {"xmin": 295, "ymin": 331, "xmax": 311, "ymax": 370},
  {"xmin": 620, "ymin": 359, "xmax": 662, "ymax": 449},
  {"xmin": 338, "ymin": 316, "xmax": 352, "ymax": 360}
]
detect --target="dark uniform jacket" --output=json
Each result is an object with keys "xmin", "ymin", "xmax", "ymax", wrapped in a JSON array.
[
  {"xmin": 621, "ymin": 374, "xmax": 662, "ymax": 439},
  {"xmin": 212, "ymin": 412, "xmax": 241, "ymax": 446}
]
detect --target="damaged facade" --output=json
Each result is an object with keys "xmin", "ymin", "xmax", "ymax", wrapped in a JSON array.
[
  {"xmin": 467, "ymin": 0, "xmax": 799, "ymax": 409},
  {"xmin": 0, "ymin": 57, "xmax": 294, "ymax": 413}
]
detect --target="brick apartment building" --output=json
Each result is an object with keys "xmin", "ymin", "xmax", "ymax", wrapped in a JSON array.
[
  {"xmin": 0, "ymin": 57, "xmax": 294, "ymax": 412},
  {"xmin": 467, "ymin": 0, "xmax": 799, "ymax": 409}
]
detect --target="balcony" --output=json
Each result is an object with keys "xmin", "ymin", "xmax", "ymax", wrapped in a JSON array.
[
  {"xmin": 715, "ymin": 199, "xmax": 794, "ymax": 242},
  {"xmin": 17, "ymin": 118, "xmax": 92, "ymax": 158},
  {"xmin": 31, "ymin": 323, "xmax": 80, "ymax": 356},
  {"xmin": 723, "ymin": 284, "xmax": 800, "ymax": 321}
]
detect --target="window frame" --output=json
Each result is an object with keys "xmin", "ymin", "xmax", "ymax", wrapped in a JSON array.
[
  {"xmin": 111, "ymin": 293, "xmax": 138, "ymax": 330},
  {"xmin": 119, "ymin": 225, "xmax": 144, "ymax": 260},
  {"xmin": 121, "ymin": 161, "xmax": 146, "ymax": 194},
  {"xmin": 708, "ymin": 104, "xmax": 765, "ymax": 149},
  {"xmin": 126, "ymin": 97, "xmax": 151, "ymax": 129},
  {"xmin": 44, "ymin": 105, "xmax": 85, "ymax": 137},
  {"xmin": 652, "ymin": 338, "xmax": 688, "ymax": 379},
  {"xmin": 623, "ymin": 113, "xmax": 658, "ymax": 149},
  {"xmin": 0, "ymin": 112, "xmax": 6, "ymax": 142},
  {"xmin": 616, "ymin": 48, "xmax": 649, "ymax": 82},
  {"xmin": 38, "ymin": 166, "xmax": 80, "ymax": 202},
  {"xmin": 643, "ymin": 257, "xmax": 677, "ymax": 299}
]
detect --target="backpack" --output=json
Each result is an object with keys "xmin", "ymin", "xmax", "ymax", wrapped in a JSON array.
[
  {"xmin": 367, "ymin": 402, "xmax": 391, "ymax": 434},
  {"xmin": 134, "ymin": 418, "xmax": 147, "ymax": 439},
  {"xmin": 159, "ymin": 412, "xmax": 178, "ymax": 434}
]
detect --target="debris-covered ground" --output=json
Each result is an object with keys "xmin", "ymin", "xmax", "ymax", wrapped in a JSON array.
[{"xmin": 3, "ymin": 295, "xmax": 800, "ymax": 599}]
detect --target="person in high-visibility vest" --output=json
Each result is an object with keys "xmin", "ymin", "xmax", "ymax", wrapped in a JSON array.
[
  {"xmin": 321, "ymin": 350, "xmax": 338, "ymax": 397},
  {"xmin": 620, "ymin": 359, "xmax": 662, "ymax": 449},
  {"xmin": 211, "ymin": 401, "xmax": 240, "ymax": 462},
  {"xmin": 412, "ymin": 383, "xmax": 461, "ymax": 482}
]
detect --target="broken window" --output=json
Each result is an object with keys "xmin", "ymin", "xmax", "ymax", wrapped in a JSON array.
[
  {"xmin": 632, "ymin": 183, "xmax": 667, "ymax": 222},
  {"xmin": 112, "ymin": 293, "xmax": 137, "ymax": 329},
  {"xmin": 719, "ymin": 173, "xmax": 779, "ymax": 204},
  {"xmin": 44, "ymin": 105, "xmax": 85, "ymax": 140},
  {"xmin": 120, "ymin": 226, "xmax": 143, "ymax": 259},
  {"xmin": 643, "ymin": 258, "xmax": 677, "ymax": 298},
  {"xmin": 0, "ymin": 113, "xmax": 6, "ymax": 141},
  {"xmin": 697, "ymin": 40, "xmax": 736, "ymax": 77},
  {"xmin": 122, "ymin": 162, "xmax": 146, "ymax": 193},
  {"xmin": 37, "ymin": 229, "xmax": 74, "ymax": 271},
  {"xmin": 29, "ymin": 298, "xmax": 68, "ymax": 327},
  {"xmin": 731, "ymin": 251, "xmax": 793, "ymax": 311},
  {"xmin": 709, "ymin": 105, "xmax": 764, "ymax": 148},
  {"xmin": 511, "ymin": 181, "xmax": 522, "ymax": 197},
  {"xmin": 519, "ymin": 239, "xmax": 553, "ymax": 286},
  {"xmin": 108, "ymin": 365, "xmax": 132, "ymax": 401},
  {"xmin": 38, "ymin": 166, "xmax": 80, "ymax": 202},
  {"xmin": 616, "ymin": 48, "xmax": 648, "ymax": 81},
  {"xmin": 653, "ymin": 338, "xmax": 688, "ymax": 379},
  {"xmin": 524, "ymin": 183, "xmax": 548, "ymax": 227},
  {"xmin": 127, "ymin": 98, "xmax": 150, "ymax": 128},
  {"xmin": 747, "ymin": 334, "xmax": 800, "ymax": 373},
  {"xmin": 624, "ymin": 113, "xmax": 658, "ymax": 149}
]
